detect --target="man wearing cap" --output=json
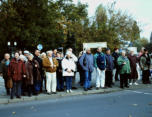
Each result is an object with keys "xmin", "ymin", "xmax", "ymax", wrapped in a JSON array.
[
  {"xmin": 105, "ymin": 48, "xmax": 114, "ymax": 88},
  {"xmin": 140, "ymin": 49, "xmax": 151, "ymax": 84}
]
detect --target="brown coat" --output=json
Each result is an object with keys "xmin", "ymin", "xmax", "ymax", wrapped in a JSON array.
[
  {"xmin": 25, "ymin": 60, "xmax": 40, "ymax": 85},
  {"xmin": 43, "ymin": 57, "xmax": 58, "ymax": 73},
  {"xmin": 128, "ymin": 54, "xmax": 138, "ymax": 79}
]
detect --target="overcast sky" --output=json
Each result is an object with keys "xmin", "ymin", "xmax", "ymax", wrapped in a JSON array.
[{"xmin": 73, "ymin": 0, "xmax": 152, "ymax": 40}]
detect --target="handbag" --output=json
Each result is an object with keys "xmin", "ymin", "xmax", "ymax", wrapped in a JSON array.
[{"xmin": 7, "ymin": 78, "xmax": 13, "ymax": 89}]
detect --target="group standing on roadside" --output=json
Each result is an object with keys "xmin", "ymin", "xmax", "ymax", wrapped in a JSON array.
[{"xmin": 0, "ymin": 47, "xmax": 151, "ymax": 99}]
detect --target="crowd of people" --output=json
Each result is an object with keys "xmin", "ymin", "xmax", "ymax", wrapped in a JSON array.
[{"xmin": 0, "ymin": 47, "xmax": 151, "ymax": 99}]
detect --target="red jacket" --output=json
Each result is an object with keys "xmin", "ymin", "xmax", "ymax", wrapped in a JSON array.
[{"xmin": 8, "ymin": 58, "xmax": 26, "ymax": 81}]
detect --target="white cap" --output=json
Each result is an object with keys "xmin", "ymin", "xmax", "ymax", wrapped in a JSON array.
[{"xmin": 24, "ymin": 50, "xmax": 29, "ymax": 54}]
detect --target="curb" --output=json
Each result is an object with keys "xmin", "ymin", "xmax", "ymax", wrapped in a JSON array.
[{"xmin": 0, "ymin": 84, "xmax": 152, "ymax": 105}]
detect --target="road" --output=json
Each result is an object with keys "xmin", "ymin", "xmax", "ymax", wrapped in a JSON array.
[{"xmin": 0, "ymin": 88, "xmax": 152, "ymax": 117}]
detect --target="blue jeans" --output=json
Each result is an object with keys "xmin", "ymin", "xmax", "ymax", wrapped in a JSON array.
[
  {"xmin": 84, "ymin": 71, "xmax": 92, "ymax": 89},
  {"xmin": 57, "ymin": 77, "xmax": 64, "ymax": 90},
  {"xmin": 11, "ymin": 81, "xmax": 22, "ymax": 97},
  {"xmin": 65, "ymin": 76, "xmax": 72, "ymax": 90},
  {"xmin": 34, "ymin": 81, "xmax": 41, "ymax": 92}
]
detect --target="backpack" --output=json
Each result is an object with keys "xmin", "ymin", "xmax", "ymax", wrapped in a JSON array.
[{"xmin": 97, "ymin": 53, "xmax": 106, "ymax": 70}]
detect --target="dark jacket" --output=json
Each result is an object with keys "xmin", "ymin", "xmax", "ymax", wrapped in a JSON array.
[
  {"xmin": 112, "ymin": 52, "xmax": 119, "ymax": 69},
  {"xmin": 56, "ymin": 57, "xmax": 63, "ymax": 78},
  {"xmin": 105, "ymin": 54, "xmax": 114, "ymax": 71},
  {"xmin": 34, "ymin": 55, "xmax": 43, "ymax": 74},
  {"xmin": 79, "ymin": 53, "xmax": 94, "ymax": 72},
  {"xmin": 25, "ymin": 60, "xmax": 40, "ymax": 85},
  {"xmin": 128, "ymin": 54, "xmax": 138, "ymax": 79},
  {"xmin": 140, "ymin": 54, "xmax": 151, "ymax": 70},
  {"xmin": 0, "ymin": 59, "xmax": 10, "ymax": 79},
  {"xmin": 8, "ymin": 58, "xmax": 26, "ymax": 81}
]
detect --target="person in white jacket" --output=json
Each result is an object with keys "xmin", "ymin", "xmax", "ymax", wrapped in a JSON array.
[{"xmin": 62, "ymin": 51, "xmax": 76, "ymax": 93}]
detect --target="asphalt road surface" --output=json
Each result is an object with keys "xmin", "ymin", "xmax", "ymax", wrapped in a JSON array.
[{"xmin": 0, "ymin": 88, "xmax": 152, "ymax": 117}]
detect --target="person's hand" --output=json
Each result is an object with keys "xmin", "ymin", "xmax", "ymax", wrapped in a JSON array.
[
  {"xmin": 35, "ymin": 65, "xmax": 38, "ymax": 67},
  {"xmin": 123, "ymin": 62, "xmax": 126, "ymax": 65},
  {"xmin": 53, "ymin": 65, "xmax": 56, "ymax": 67},
  {"xmin": 67, "ymin": 70, "xmax": 71, "ymax": 73},
  {"xmin": 23, "ymin": 75, "xmax": 26, "ymax": 78},
  {"xmin": 50, "ymin": 65, "xmax": 53, "ymax": 68}
]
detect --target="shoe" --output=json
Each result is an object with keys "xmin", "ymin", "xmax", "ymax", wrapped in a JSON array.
[
  {"xmin": 72, "ymin": 87, "xmax": 77, "ymax": 90},
  {"xmin": 52, "ymin": 92, "xmax": 57, "ymax": 94},
  {"xmin": 96, "ymin": 87, "xmax": 100, "ymax": 90},
  {"xmin": 47, "ymin": 92, "xmax": 51, "ymax": 95},
  {"xmin": 66, "ymin": 90, "xmax": 70, "ymax": 93},
  {"xmin": 10, "ymin": 96, "xmax": 14, "ymax": 100},
  {"xmin": 16, "ymin": 96, "xmax": 21, "ymax": 99},
  {"xmin": 101, "ymin": 87, "xmax": 106, "ymax": 89},
  {"xmin": 69, "ymin": 90, "xmax": 73, "ymax": 93},
  {"xmin": 134, "ymin": 82, "xmax": 139, "ymax": 85},
  {"xmin": 129, "ymin": 83, "xmax": 133, "ymax": 86},
  {"xmin": 120, "ymin": 87, "xmax": 124, "ymax": 89},
  {"xmin": 61, "ymin": 89, "xmax": 65, "ymax": 92},
  {"xmin": 88, "ymin": 88, "xmax": 92, "ymax": 90},
  {"xmin": 125, "ymin": 86, "xmax": 129, "ymax": 88},
  {"xmin": 84, "ymin": 88, "xmax": 88, "ymax": 91}
]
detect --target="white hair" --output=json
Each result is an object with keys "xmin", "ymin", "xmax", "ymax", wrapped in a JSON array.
[
  {"xmin": 46, "ymin": 50, "xmax": 53, "ymax": 55},
  {"xmin": 41, "ymin": 52, "xmax": 46, "ymax": 57},
  {"xmin": 19, "ymin": 55, "xmax": 25, "ymax": 60},
  {"xmin": 121, "ymin": 50, "xmax": 126, "ymax": 54}
]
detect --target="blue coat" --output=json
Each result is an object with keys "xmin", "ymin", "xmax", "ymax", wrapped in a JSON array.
[
  {"xmin": 105, "ymin": 54, "xmax": 114, "ymax": 71},
  {"xmin": 79, "ymin": 53, "xmax": 94, "ymax": 72}
]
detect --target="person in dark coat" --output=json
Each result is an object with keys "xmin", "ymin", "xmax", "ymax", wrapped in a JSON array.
[
  {"xmin": 128, "ymin": 50, "xmax": 138, "ymax": 85},
  {"xmin": 8, "ymin": 52, "xmax": 26, "ymax": 99},
  {"xmin": 25, "ymin": 53, "xmax": 40, "ymax": 97},
  {"xmin": 105, "ymin": 48, "xmax": 114, "ymax": 88},
  {"xmin": 78, "ymin": 51, "xmax": 84, "ymax": 86},
  {"xmin": 33, "ymin": 49, "xmax": 42, "ymax": 94},
  {"xmin": 56, "ymin": 52, "xmax": 64, "ymax": 91},
  {"xmin": 140, "ymin": 49, "xmax": 151, "ymax": 84},
  {"xmin": 112, "ymin": 48, "xmax": 120, "ymax": 82},
  {"xmin": 0, "ymin": 53, "xmax": 11, "ymax": 95}
]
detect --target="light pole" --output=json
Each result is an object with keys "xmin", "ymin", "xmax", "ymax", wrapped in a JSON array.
[{"xmin": 7, "ymin": 41, "xmax": 17, "ymax": 57}]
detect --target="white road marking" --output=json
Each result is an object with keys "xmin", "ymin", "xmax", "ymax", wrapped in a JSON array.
[{"xmin": 126, "ymin": 90, "xmax": 152, "ymax": 96}]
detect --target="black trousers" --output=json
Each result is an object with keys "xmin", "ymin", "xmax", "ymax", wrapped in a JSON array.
[
  {"xmin": 11, "ymin": 81, "xmax": 22, "ymax": 98},
  {"xmin": 3, "ymin": 77, "xmax": 10, "ymax": 95},
  {"xmin": 105, "ymin": 70, "xmax": 113, "ymax": 87},
  {"xmin": 79, "ymin": 71, "xmax": 85, "ymax": 86},
  {"xmin": 115, "ymin": 69, "xmax": 119, "ymax": 81},
  {"xmin": 142, "ymin": 70, "xmax": 150, "ymax": 84},
  {"xmin": 27, "ymin": 85, "xmax": 33, "ymax": 96},
  {"xmin": 120, "ymin": 73, "xmax": 129, "ymax": 88}
]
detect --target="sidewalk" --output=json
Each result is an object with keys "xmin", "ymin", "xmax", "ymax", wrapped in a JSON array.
[{"xmin": 0, "ymin": 79, "xmax": 152, "ymax": 105}]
